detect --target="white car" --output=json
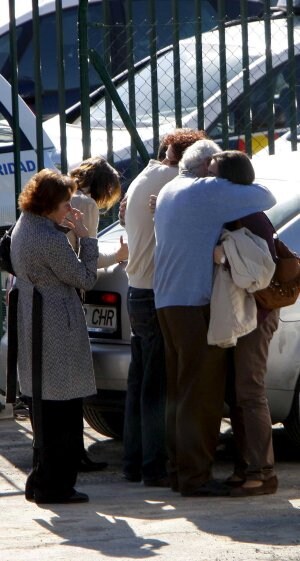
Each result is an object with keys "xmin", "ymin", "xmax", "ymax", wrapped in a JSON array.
[
  {"xmin": 0, "ymin": 74, "xmax": 56, "ymax": 228},
  {"xmin": 43, "ymin": 12, "xmax": 300, "ymax": 176}
]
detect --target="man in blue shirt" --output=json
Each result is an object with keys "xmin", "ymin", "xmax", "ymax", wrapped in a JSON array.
[{"xmin": 154, "ymin": 139, "xmax": 277, "ymax": 497}]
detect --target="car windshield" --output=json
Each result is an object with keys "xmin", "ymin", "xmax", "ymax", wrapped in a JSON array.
[
  {"xmin": 76, "ymin": 29, "xmax": 263, "ymax": 129},
  {"xmin": 0, "ymin": 115, "xmax": 13, "ymax": 147}
]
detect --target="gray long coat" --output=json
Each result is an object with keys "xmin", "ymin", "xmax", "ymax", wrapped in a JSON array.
[{"xmin": 10, "ymin": 211, "xmax": 98, "ymax": 400}]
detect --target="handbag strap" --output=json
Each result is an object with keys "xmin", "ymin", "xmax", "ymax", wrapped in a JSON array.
[
  {"xmin": 31, "ymin": 287, "xmax": 43, "ymax": 449},
  {"xmin": 6, "ymin": 287, "xmax": 18, "ymax": 403}
]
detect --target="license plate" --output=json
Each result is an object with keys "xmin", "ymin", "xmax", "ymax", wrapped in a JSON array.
[{"xmin": 83, "ymin": 304, "xmax": 117, "ymax": 333}]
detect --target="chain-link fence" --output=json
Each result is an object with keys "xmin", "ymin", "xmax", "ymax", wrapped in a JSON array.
[{"xmin": 80, "ymin": 6, "xmax": 300, "ymax": 174}]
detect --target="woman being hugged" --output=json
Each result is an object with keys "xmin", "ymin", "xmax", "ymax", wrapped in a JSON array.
[
  {"xmin": 209, "ymin": 150, "xmax": 279, "ymax": 497},
  {"xmin": 7, "ymin": 169, "xmax": 99, "ymax": 505}
]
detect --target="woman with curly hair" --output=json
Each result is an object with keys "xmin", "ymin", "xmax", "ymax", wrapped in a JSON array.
[
  {"xmin": 69, "ymin": 156, "xmax": 128, "ymax": 265},
  {"xmin": 209, "ymin": 151, "xmax": 279, "ymax": 497},
  {"xmin": 158, "ymin": 128, "xmax": 208, "ymax": 164}
]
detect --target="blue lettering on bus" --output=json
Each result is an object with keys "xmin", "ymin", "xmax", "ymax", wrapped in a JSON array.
[
  {"xmin": 0, "ymin": 160, "xmax": 36, "ymax": 175},
  {"xmin": 26, "ymin": 160, "xmax": 36, "ymax": 172}
]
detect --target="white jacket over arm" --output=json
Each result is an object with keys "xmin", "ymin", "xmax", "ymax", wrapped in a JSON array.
[{"xmin": 208, "ymin": 228, "xmax": 276, "ymax": 348}]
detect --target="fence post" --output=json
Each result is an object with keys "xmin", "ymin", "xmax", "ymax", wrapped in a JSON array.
[
  {"xmin": 55, "ymin": 0, "xmax": 68, "ymax": 173},
  {"xmin": 78, "ymin": 0, "xmax": 91, "ymax": 160},
  {"xmin": 9, "ymin": 0, "xmax": 21, "ymax": 221},
  {"xmin": 32, "ymin": 0, "xmax": 44, "ymax": 170},
  {"xmin": 89, "ymin": 49, "xmax": 149, "ymax": 166},
  {"xmin": 286, "ymin": 0, "xmax": 298, "ymax": 150}
]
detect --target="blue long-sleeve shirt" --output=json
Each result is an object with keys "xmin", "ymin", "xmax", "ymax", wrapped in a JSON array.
[{"xmin": 153, "ymin": 173, "xmax": 276, "ymax": 309}]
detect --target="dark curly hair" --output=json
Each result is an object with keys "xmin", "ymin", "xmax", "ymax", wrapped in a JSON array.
[
  {"xmin": 158, "ymin": 128, "xmax": 208, "ymax": 162},
  {"xmin": 18, "ymin": 169, "xmax": 76, "ymax": 215},
  {"xmin": 70, "ymin": 157, "xmax": 121, "ymax": 210}
]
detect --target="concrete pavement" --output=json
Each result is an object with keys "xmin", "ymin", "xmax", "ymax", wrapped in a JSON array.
[{"xmin": 0, "ymin": 415, "xmax": 300, "ymax": 561}]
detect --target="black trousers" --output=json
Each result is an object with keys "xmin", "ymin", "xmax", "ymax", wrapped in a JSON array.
[{"xmin": 25, "ymin": 397, "xmax": 83, "ymax": 500}]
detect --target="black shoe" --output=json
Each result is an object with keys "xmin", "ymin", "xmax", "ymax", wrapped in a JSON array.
[
  {"xmin": 79, "ymin": 457, "xmax": 108, "ymax": 472},
  {"xmin": 79, "ymin": 449, "xmax": 108, "ymax": 471},
  {"xmin": 181, "ymin": 479, "xmax": 230, "ymax": 497},
  {"xmin": 144, "ymin": 476, "xmax": 170, "ymax": 488},
  {"xmin": 25, "ymin": 473, "xmax": 35, "ymax": 502},
  {"xmin": 25, "ymin": 489, "xmax": 35, "ymax": 502},
  {"xmin": 35, "ymin": 490, "xmax": 89, "ymax": 505},
  {"xmin": 122, "ymin": 472, "xmax": 142, "ymax": 482}
]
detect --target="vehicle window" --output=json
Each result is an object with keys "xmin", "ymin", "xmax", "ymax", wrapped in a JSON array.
[
  {"xmin": 208, "ymin": 56, "xmax": 300, "ymax": 139},
  {"xmin": 131, "ymin": 0, "xmax": 216, "ymax": 60},
  {"xmin": 0, "ymin": 0, "xmax": 265, "ymax": 120},
  {"xmin": 0, "ymin": 115, "xmax": 13, "ymax": 150},
  {"xmin": 131, "ymin": 1, "xmax": 265, "ymax": 62},
  {"xmin": 0, "ymin": 104, "xmax": 32, "ymax": 152},
  {"xmin": 209, "ymin": 0, "xmax": 265, "ymax": 20},
  {"xmin": 83, "ymin": 34, "xmax": 263, "ymax": 129},
  {"xmin": 0, "ymin": 4, "xmax": 104, "ymax": 116}
]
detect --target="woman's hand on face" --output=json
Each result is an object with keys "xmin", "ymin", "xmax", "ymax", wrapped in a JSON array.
[
  {"xmin": 116, "ymin": 235, "xmax": 128, "ymax": 262},
  {"xmin": 63, "ymin": 207, "xmax": 89, "ymax": 238}
]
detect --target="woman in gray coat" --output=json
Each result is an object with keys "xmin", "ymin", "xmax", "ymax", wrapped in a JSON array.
[{"xmin": 8, "ymin": 169, "xmax": 98, "ymax": 504}]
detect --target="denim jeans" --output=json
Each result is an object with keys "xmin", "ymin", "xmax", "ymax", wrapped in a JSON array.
[{"xmin": 123, "ymin": 287, "xmax": 167, "ymax": 481}]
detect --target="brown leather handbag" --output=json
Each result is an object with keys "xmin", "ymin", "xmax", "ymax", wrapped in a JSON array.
[{"xmin": 254, "ymin": 237, "xmax": 300, "ymax": 309}]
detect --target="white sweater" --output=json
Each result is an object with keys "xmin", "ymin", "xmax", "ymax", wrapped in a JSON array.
[{"xmin": 125, "ymin": 159, "xmax": 178, "ymax": 289}]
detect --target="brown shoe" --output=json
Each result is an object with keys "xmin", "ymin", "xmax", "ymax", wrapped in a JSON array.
[
  {"xmin": 230, "ymin": 475, "xmax": 278, "ymax": 497},
  {"xmin": 225, "ymin": 474, "xmax": 246, "ymax": 488}
]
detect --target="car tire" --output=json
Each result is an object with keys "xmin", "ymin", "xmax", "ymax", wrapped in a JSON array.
[
  {"xmin": 83, "ymin": 403, "xmax": 124, "ymax": 440},
  {"xmin": 283, "ymin": 375, "xmax": 300, "ymax": 447}
]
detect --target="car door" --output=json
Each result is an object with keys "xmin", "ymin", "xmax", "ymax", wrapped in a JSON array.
[{"xmin": 264, "ymin": 211, "xmax": 300, "ymax": 422}]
